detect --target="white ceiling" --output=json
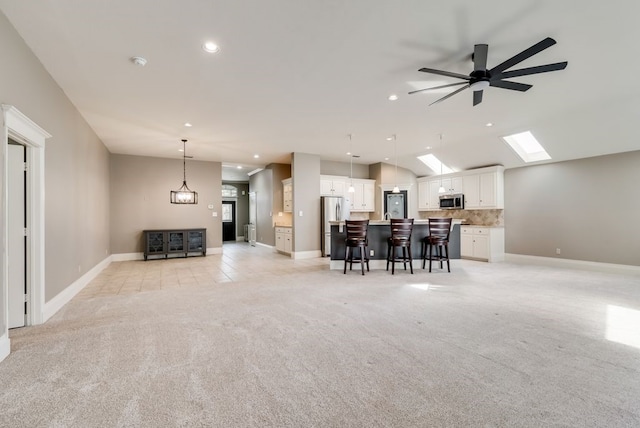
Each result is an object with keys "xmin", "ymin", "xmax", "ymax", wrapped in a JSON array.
[{"xmin": 2, "ymin": 1, "xmax": 639, "ymax": 181}]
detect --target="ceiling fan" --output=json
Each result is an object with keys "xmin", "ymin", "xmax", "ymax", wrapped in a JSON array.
[{"xmin": 409, "ymin": 37, "xmax": 567, "ymax": 106}]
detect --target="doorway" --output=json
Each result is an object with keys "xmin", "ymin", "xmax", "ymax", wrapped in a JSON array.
[
  {"xmin": 8, "ymin": 141, "xmax": 26, "ymax": 329},
  {"xmin": 384, "ymin": 190, "xmax": 408, "ymax": 219},
  {"xmin": 222, "ymin": 201, "xmax": 236, "ymax": 241}
]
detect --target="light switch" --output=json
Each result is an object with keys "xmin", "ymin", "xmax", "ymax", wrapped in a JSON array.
[
  {"xmin": 212, "ymin": 212, "xmax": 218, "ymax": 217},
  {"xmin": 299, "ymin": 210, "xmax": 303, "ymax": 217}
]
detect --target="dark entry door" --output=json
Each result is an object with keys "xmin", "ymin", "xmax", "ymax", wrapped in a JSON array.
[{"xmin": 222, "ymin": 201, "xmax": 236, "ymax": 241}]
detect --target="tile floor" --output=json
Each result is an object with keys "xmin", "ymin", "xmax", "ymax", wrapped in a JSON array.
[{"xmin": 75, "ymin": 242, "xmax": 330, "ymax": 299}]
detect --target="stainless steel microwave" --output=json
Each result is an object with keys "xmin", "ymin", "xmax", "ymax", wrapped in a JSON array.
[{"xmin": 439, "ymin": 194, "xmax": 464, "ymax": 210}]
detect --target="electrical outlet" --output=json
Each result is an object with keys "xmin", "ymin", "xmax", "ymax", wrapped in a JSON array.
[
  {"xmin": 370, "ymin": 249, "xmax": 374, "ymax": 256},
  {"xmin": 556, "ymin": 248, "xmax": 561, "ymax": 255}
]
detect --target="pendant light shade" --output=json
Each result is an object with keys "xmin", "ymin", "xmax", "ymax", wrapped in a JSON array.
[
  {"xmin": 392, "ymin": 134, "xmax": 400, "ymax": 193},
  {"xmin": 170, "ymin": 139, "xmax": 198, "ymax": 204},
  {"xmin": 347, "ymin": 134, "xmax": 355, "ymax": 193},
  {"xmin": 438, "ymin": 133, "xmax": 446, "ymax": 194}
]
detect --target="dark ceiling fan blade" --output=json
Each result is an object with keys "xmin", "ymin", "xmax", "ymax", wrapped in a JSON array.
[
  {"xmin": 493, "ymin": 61, "xmax": 568, "ymax": 79},
  {"xmin": 429, "ymin": 85, "xmax": 469, "ymax": 106},
  {"xmin": 489, "ymin": 37, "xmax": 557, "ymax": 75},
  {"xmin": 473, "ymin": 90, "xmax": 483, "ymax": 106},
  {"xmin": 408, "ymin": 81, "xmax": 468, "ymax": 95},
  {"xmin": 474, "ymin": 44, "xmax": 488, "ymax": 71},
  {"xmin": 490, "ymin": 80, "xmax": 532, "ymax": 92},
  {"xmin": 419, "ymin": 67, "xmax": 471, "ymax": 81}
]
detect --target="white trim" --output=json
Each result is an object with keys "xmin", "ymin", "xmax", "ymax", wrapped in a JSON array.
[
  {"xmin": 236, "ymin": 236, "xmax": 245, "ymax": 242},
  {"xmin": 292, "ymin": 250, "xmax": 322, "ymax": 260},
  {"xmin": 2, "ymin": 106, "xmax": 49, "ymax": 344},
  {"xmin": 255, "ymin": 242, "xmax": 273, "ymax": 249},
  {"xmin": 0, "ymin": 334, "xmax": 9, "ymax": 363},
  {"xmin": 42, "ymin": 255, "xmax": 111, "ymax": 322},
  {"xmin": 505, "ymin": 253, "xmax": 640, "ymax": 275},
  {"xmin": 112, "ymin": 252, "xmax": 144, "ymax": 262},
  {"xmin": 207, "ymin": 247, "xmax": 222, "ymax": 255}
]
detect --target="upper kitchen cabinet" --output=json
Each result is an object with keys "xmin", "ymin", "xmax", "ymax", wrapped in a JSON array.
[
  {"xmin": 463, "ymin": 166, "xmax": 504, "ymax": 209},
  {"xmin": 348, "ymin": 179, "xmax": 375, "ymax": 212},
  {"xmin": 320, "ymin": 175, "xmax": 347, "ymax": 196},
  {"xmin": 418, "ymin": 165, "xmax": 504, "ymax": 211},
  {"xmin": 282, "ymin": 178, "xmax": 292, "ymax": 212}
]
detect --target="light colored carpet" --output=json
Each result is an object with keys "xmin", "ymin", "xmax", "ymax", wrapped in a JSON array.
[{"xmin": 2, "ymin": 253, "xmax": 640, "ymax": 427}]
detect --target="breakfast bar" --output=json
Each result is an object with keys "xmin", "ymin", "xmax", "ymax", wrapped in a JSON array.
[{"xmin": 329, "ymin": 219, "xmax": 464, "ymax": 270}]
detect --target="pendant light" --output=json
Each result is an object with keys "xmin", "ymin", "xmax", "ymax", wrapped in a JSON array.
[
  {"xmin": 170, "ymin": 139, "xmax": 198, "ymax": 204},
  {"xmin": 438, "ymin": 133, "xmax": 446, "ymax": 194},
  {"xmin": 392, "ymin": 134, "xmax": 400, "ymax": 193},
  {"xmin": 347, "ymin": 134, "xmax": 355, "ymax": 193}
]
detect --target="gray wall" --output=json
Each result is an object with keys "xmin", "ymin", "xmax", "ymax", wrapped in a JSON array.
[
  {"xmin": 320, "ymin": 160, "xmax": 369, "ymax": 178},
  {"xmin": 110, "ymin": 154, "xmax": 222, "ymax": 253},
  {"xmin": 505, "ymin": 150, "xmax": 640, "ymax": 266},
  {"xmin": 249, "ymin": 168, "xmax": 274, "ymax": 245},
  {"xmin": 0, "ymin": 10, "xmax": 110, "ymax": 305},
  {"xmin": 292, "ymin": 153, "xmax": 321, "ymax": 253}
]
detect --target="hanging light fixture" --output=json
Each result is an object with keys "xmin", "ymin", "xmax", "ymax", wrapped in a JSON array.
[
  {"xmin": 170, "ymin": 139, "xmax": 198, "ymax": 204},
  {"xmin": 438, "ymin": 133, "xmax": 446, "ymax": 194},
  {"xmin": 392, "ymin": 134, "xmax": 400, "ymax": 193},
  {"xmin": 348, "ymin": 134, "xmax": 355, "ymax": 193}
]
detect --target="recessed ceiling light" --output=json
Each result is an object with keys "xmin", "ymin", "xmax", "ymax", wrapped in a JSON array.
[
  {"xmin": 346, "ymin": 152, "xmax": 351, "ymax": 155},
  {"xmin": 203, "ymin": 41, "xmax": 220, "ymax": 53},
  {"xmin": 388, "ymin": 94, "xmax": 398, "ymax": 101},
  {"xmin": 236, "ymin": 165, "xmax": 242, "ymax": 169},
  {"xmin": 486, "ymin": 122, "xmax": 493, "ymax": 127},
  {"xmin": 253, "ymin": 154, "xmax": 259, "ymax": 159},
  {"xmin": 184, "ymin": 122, "xmax": 192, "ymax": 127},
  {"xmin": 384, "ymin": 157, "xmax": 390, "ymax": 161},
  {"xmin": 425, "ymin": 146, "xmax": 432, "ymax": 150},
  {"xmin": 178, "ymin": 149, "xmax": 184, "ymax": 152},
  {"xmin": 386, "ymin": 137, "xmax": 393, "ymax": 141}
]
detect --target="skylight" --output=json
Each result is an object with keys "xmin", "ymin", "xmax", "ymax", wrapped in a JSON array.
[
  {"xmin": 417, "ymin": 154, "xmax": 454, "ymax": 174},
  {"xmin": 502, "ymin": 131, "xmax": 551, "ymax": 163}
]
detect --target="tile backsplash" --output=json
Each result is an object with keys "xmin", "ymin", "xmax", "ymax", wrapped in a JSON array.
[{"xmin": 418, "ymin": 209, "xmax": 504, "ymax": 227}]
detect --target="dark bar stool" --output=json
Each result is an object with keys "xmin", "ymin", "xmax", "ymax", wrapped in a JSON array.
[
  {"xmin": 422, "ymin": 217, "xmax": 452, "ymax": 272},
  {"xmin": 386, "ymin": 218, "xmax": 414, "ymax": 274},
  {"xmin": 344, "ymin": 219, "xmax": 370, "ymax": 275}
]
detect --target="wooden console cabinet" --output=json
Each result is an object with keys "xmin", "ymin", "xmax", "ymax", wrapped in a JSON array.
[{"xmin": 143, "ymin": 228, "xmax": 206, "ymax": 260}]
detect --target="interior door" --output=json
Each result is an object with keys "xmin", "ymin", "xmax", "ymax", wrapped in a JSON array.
[
  {"xmin": 222, "ymin": 201, "xmax": 236, "ymax": 241},
  {"xmin": 8, "ymin": 142, "xmax": 26, "ymax": 329}
]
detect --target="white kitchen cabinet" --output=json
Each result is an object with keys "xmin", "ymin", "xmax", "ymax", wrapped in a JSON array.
[
  {"xmin": 439, "ymin": 176, "xmax": 463, "ymax": 194},
  {"xmin": 282, "ymin": 178, "xmax": 292, "ymax": 213},
  {"xmin": 418, "ymin": 180, "xmax": 430, "ymax": 210},
  {"xmin": 275, "ymin": 226, "xmax": 292, "ymax": 255},
  {"xmin": 428, "ymin": 179, "xmax": 442, "ymax": 210},
  {"xmin": 462, "ymin": 167, "xmax": 504, "ymax": 209},
  {"xmin": 460, "ymin": 226, "xmax": 504, "ymax": 262},
  {"xmin": 320, "ymin": 175, "xmax": 347, "ymax": 196},
  {"xmin": 348, "ymin": 179, "xmax": 375, "ymax": 212}
]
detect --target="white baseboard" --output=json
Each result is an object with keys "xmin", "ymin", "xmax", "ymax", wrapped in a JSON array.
[
  {"xmin": 236, "ymin": 236, "xmax": 245, "ymax": 242},
  {"xmin": 43, "ymin": 255, "xmax": 112, "ymax": 322},
  {"xmin": 112, "ymin": 252, "xmax": 144, "ymax": 261},
  {"xmin": 292, "ymin": 250, "xmax": 322, "ymax": 260},
  {"xmin": 207, "ymin": 247, "xmax": 222, "ymax": 255},
  {"xmin": 255, "ymin": 242, "xmax": 273, "ymax": 249},
  {"xmin": 505, "ymin": 253, "xmax": 640, "ymax": 275},
  {"xmin": 0, "ymin": 334, "xmax": 9, "ymax": 363}
]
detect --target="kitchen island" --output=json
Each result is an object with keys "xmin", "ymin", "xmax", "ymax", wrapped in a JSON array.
[{"xmin": 329, "ymin": 219, "xmax": 464, "ymax": 270}]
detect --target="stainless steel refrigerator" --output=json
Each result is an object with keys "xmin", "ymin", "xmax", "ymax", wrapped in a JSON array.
[{"xmin": 321, "ymin": 196, "xmax": 349, "ymax": 257}]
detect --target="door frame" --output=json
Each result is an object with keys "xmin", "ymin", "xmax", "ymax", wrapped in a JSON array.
[{"xmin": 2, "ymin": 105, "xmax": 49, "ymax": 341}]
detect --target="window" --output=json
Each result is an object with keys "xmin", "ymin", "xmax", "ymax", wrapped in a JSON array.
[
  {"xmin": 221, "ymin": 184, "xmax": 238, "ymax": 198},
  {"xmin": 222, "ymin": 204, "xmax": 232, "ymax": 222},
  {"xmin": 502, "ymin": 131, "xmax": 551, "ymax": 163},
  {"xmin": 417, "ymin": 154, "xmax": 454, "ymax": 174}
]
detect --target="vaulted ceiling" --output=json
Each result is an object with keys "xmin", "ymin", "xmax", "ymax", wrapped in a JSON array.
[{"xmin": 1, "ymin": 1, "xmax": 639, "ymax": 181}]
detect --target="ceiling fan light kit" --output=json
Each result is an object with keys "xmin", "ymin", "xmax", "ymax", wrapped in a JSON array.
[{"xmin": 410, "ymin": 37, "xmax": 568, "ymax": 106}]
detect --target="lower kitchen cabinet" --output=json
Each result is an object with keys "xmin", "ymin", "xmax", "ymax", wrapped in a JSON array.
[
  {"xmin": 143, "ymin": 228, "xmax": 206, "ymax": 260},
  {"xmin": 460, "ymin": 226, "xmax": 504, "ymax": 262},
  {"xmin": 275, "ymin": 226, "xmax": 292, "ymax": 255}
]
